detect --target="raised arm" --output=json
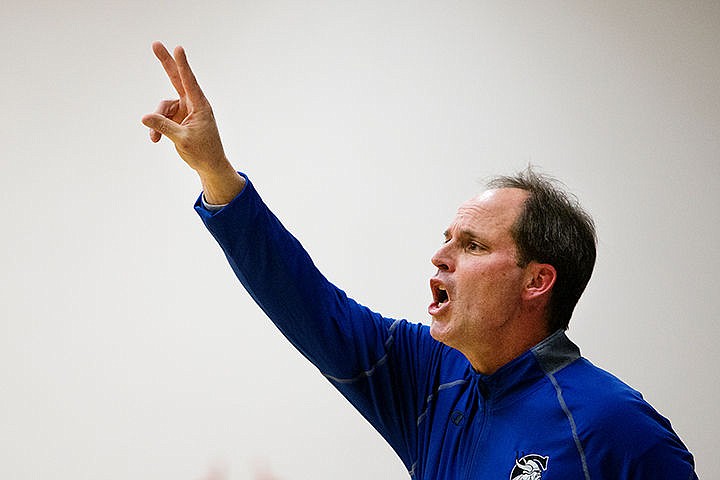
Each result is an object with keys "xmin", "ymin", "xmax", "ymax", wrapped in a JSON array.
[
  {"xmin": 143, "ymin": 42, "xmax": 434, "ymax": 469},
  {"xmin": 141, "ymin": 42, "xmax": 245, "ymax": 204}
]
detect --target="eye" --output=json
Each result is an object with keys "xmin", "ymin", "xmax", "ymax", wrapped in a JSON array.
[{"xmin": 466, "ymin": 242, "xmax": 484, "ymax": 252}]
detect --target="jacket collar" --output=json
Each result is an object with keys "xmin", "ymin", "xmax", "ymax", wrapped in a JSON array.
[{"xmin": 473, "ymin": 330, "xmax": 581, "ymax": 400}]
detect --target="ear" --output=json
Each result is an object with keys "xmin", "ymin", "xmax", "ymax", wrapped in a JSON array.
[{"xmin": 522, "ymin": 262, "xmax": 557, "ymax": 302}]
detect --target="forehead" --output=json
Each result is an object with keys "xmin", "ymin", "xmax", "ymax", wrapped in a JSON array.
[{"xmin": 452, "ymin": 188, "xmax": 528, "ymax": 234}]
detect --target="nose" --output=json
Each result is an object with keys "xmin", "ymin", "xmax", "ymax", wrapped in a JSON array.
[{"xmin": 431, "ymin": 242, "xmax": 454, "ymax": 271}]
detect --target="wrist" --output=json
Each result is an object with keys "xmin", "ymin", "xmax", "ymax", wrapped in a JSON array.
[{"xmin": 198, "ymin": 162, "xmax": 246, "ymax": 205}]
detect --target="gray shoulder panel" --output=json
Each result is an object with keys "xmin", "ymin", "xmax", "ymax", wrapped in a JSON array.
[{"xmin": 531, "ymin": 330, "xmax": 581, "ymax": 375}]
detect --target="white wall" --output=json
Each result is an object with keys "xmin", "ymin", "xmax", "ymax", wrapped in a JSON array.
[{"xmin": 1, "ymin": 1, "xmax": 717, "ymax": 478}]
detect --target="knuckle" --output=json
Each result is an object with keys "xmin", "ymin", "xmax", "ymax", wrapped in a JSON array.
[
  {"xmin": 156, "ymin": 99, "xmax": 179, "ymax": 115},
  {"xmin": 155, "ymin": 121, "xmax": 169, "ymax": 134}
]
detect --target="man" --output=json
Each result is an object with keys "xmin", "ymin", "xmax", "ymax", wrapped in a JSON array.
[{"xmin": 142, "ymin": 42, "xmax": 697, "ymax": 479}]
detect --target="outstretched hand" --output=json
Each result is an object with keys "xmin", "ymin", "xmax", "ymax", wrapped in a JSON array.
[{"xmin": 142, "ymin": 42, "xmax": 244, "ymax": 204}]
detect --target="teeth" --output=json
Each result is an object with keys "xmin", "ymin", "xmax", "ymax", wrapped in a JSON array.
[{"xmin": 438, "ymin": 286, "xmax": 446, "ymax": 291}]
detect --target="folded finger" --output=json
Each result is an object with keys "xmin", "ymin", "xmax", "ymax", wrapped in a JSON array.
[
  {"xmin": 152, "ymin": 41, "xmax": 185, "ymax": 98},
  {"xmin": 147, "ymin": 99, "xmax": 180, "ymax": 142},
  {"xmin": 149, "ymin": 128, "xmax": 162, "ymax": 143},
  {"xmin": 155, "ymin": 99, "xmax": 180, "ymax": 118}
]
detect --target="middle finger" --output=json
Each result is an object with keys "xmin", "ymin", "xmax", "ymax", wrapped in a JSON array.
[{"xmin": 152, "ymin": 41, "xmax": 185, "ymax": 98}]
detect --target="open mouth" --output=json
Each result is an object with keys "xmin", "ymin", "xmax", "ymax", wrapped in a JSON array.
[
  {"xmin": 436, "ymin": 285, "xmax": 449, "ymax": 306},
  {"xmin": 429, "ymin": 280, "xmax": 451, "ymax": 315}
]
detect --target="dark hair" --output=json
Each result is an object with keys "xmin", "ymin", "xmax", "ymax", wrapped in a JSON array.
[{"xmin": 487, "ymin": 168, "xmax": 597, "ymax": 331}]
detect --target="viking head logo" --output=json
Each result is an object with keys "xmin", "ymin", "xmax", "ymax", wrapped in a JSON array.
[{"xmin": 509, "ymin": 454, "xmax": 549, "ymax": 480}]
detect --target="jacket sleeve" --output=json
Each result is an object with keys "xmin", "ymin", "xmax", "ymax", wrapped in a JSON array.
[{"xmin": 194, "ymin": 174, "xmax": 437, "ymax": 468}]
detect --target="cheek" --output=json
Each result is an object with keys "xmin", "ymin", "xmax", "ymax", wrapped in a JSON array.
[{"xmin": 462, "ymin": 264, "xmax": 524, "ymax": 306}]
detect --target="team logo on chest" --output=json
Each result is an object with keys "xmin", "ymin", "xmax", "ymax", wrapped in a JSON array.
[{"xmin": 509, "ymin": 454, "xmax": 549, "ymax": 480}]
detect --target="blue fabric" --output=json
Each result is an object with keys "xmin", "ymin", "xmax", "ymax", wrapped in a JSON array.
[{"xmin": 195, "ymin": 175, "xmax": 697, "ymax": 480}]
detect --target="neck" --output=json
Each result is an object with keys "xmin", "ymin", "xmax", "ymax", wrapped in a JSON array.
[{"xmin": 464, "ymin": 322, "xmax": 550, "ymax": 375}]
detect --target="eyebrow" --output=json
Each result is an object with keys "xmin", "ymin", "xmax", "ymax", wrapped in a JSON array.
[{"xmin": 444, "ymin": 228, "xmax": 483, "ymax": 241}]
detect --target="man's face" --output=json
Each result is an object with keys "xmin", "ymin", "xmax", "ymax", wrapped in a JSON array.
[{"xmin": 428, "ymin": 188, "xmax": 530, "ymax": 354}]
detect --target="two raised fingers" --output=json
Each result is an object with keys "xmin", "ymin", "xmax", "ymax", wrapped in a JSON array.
[
  {"xmin": 144, "ymin": 42, "xmax": 208, "ymax": 142},
  {"xmin": 152, "ymin": 41, "xmax": 207, "ymax": 108}
]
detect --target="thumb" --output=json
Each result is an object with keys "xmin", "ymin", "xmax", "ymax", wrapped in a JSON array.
[{"xmin": 141, "ymin": 113, "xmax": 183, "ymax": 143}]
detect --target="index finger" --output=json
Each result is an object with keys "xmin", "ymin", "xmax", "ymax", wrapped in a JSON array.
[
  {"xmin": 173, "ymin": 45, "xmax": 209, "ymax": 107},
  {"xmin": 152, "ymin": 41, "xmax": 185, "ymax": 98}
]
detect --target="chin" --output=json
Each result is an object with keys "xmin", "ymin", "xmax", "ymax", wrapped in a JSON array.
[{"xmin": 429, "ymin": 320, "xmax": 452, "ymax": 345}]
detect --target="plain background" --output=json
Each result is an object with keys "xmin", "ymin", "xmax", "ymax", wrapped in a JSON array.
[{"xmin": 1, "ymin": 1, "xmax": 717, "ymax": 479}]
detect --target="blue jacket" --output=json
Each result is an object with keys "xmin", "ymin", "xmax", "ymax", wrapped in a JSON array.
[{"xmin": 196, "ymin": 175, "xmax": 697, "ymax": 480}]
